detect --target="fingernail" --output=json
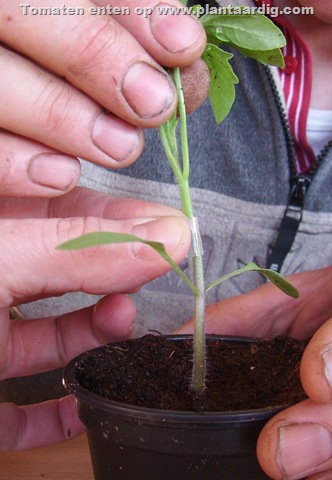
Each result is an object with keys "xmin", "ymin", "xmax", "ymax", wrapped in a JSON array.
[
  {"xmin": 122, "ymin": 62, "xmax": 175, "ymax": 118},
  {"xmin": 150, "ymin": 3, "xmax": 203, "ymax": 52},
  {"xmin": 92, "ymin": 112, "xmax": 140, "ymax": 161},
  {"xmin": 28, "ymin": 153, "xmax": 79, "ymax": 190},
  {"xmin": 322, "ymin": 347, "xmax": 332, "ymax": 390},
  {"xmin": 278, "ymin": 423, "xmax": 332, "ymax": 479},
  {"xmin": 131, "ymin": 217, "xmax": 189, "ymax": 260}
]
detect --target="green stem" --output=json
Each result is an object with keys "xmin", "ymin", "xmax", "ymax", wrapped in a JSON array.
[
  {"xmin": 178, "ymin": 179, "xmax": 194, "ymax": 220},
  {"xmin": 160, "ymin": 67, "xmax": 206, "ymax": 394},
  {"xmin": 191, "ymin": 254, "xmax": 206, "ymax": 394},
  {"xmin": 173, "ymin": 68, "xmax": 190, "ymax": 184},
  {"xmin": 158, "ymin": 124, "xmax": 183, "ymax": 182}
]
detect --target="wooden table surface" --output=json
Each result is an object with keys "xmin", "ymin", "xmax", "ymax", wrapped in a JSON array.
[{"xmin": 0, "ymin": 434, "xmax": 94, "ymax": 480}]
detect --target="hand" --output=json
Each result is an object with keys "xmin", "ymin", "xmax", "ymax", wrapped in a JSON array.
[
  {"xmin": 0, "ymin": 0, "xmax": 206, "ymax": 197},
  {"xmin": 179, "ymin": 267, "xmax": 332, "ymax": 479},
  {"xmin": 0, "ymin": 187, "xmax": 191, "ymax": 451},
  {"xmin": 258, "ymin": 317, "xmax": 332, "ymax": 480}
]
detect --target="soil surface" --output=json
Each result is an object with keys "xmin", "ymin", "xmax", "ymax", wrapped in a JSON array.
[{"xmin": 76, "ymin": 334, "xmax": 309, "ymax": 412}]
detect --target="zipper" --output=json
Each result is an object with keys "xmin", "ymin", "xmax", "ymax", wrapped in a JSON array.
[{"xmin": 264, "ymin": 66, "xmax": 332, "ymax": 272}]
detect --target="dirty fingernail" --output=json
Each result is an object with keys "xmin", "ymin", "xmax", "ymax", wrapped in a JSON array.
[
  {"xmin": 92, "ymin": 112, "xmax": 140, "ymax": 161},
  {"xmin": 28, "ymin": 153, "xmax": 80, "ymax": 190},
  {"xmin": 122, "ymin": 62, "xmax": 175, "ymax": 118},
  {"xmin": 150, "ymin": 3, "xmax": 203, "ymax": 52},
  {"xmin": 278, "ymin": 423, "xmax": 332, "ymax": 479}
]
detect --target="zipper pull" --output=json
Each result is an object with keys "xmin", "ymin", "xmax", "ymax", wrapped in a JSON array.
[{"xmin": 266, "ymin": 175, "xmax": 311, "ymax": 273}]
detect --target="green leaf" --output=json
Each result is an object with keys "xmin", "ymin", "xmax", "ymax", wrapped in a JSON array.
[
  {"xmin": 58, "ymin": 232, "xmax": 140, "ymax": 249},
  {"xmin": 205, "ymin": 25, "xmax": 230, "ymax": 45},
  {"xmin": 229, "ymin": 45, "xmax": 285, "ymax": 68},
  {"xmin": 205, "ymin": 262, "xmax": 299, "ymax": 298},
  {"xmin": 57, "ymin": 232, "xmax": 198, "ymax": 296},
  {"xmin": 203, "ymin": 43, "xmax": 239, "ymax": 124},
  {"xmin": 201, "ymin": 12, "xmax": 286, "ymax": 51},
  {"xmin": 250, "ymin": 264, "xmax": 299, "ymax": 298}
]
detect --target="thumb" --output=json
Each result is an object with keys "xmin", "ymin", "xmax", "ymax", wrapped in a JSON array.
[
  {"xmin": 0, "ymin": 215, "xmax": 191, "ymax": 306},
  {"xmin": 257, "ymin": 400, "xmax": 332, "ymax": 480},
  {"xmin": 257, "ymin": 320, "xmax": 332, "ymax": 480},
  {"xmin": 300, "ymin": 318, "xmax": 332, "ymax": 404}
]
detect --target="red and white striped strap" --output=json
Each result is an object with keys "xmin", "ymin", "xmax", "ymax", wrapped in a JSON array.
[{"xmin": 254, "ymin": 0, "xmax": 316, "ymax": 172}]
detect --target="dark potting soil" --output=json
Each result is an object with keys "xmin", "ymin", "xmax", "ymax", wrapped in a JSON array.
[{"xmin": 76, "ymin": 334, "xmax": 309, "ymax": 412}]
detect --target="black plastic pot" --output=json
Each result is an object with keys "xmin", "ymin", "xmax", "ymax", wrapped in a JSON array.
[{"xmin": 63, "ymin": 336, "xmax": 284, "ymax": 480}]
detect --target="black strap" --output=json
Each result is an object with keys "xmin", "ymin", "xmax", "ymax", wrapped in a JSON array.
[
  {"xmin": 266, "ymin": 206, "xmax": 302, "ymax": 273},
  {"xmin": 266, "ymin": 175, "xmax": 311, "ymax": 273}
]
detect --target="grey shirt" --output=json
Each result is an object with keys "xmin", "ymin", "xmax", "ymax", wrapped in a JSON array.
[{"xmin": 20, "ymin": 53, "xmax": 332, "ymax": 336}]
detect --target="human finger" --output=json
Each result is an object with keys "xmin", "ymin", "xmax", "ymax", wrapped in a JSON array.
[
  {"xmin": 300, "ymin": 318, "xmax": 332, "ymax": 404},
  {"xmin": 0, "ymin": 215, "xmax": 190, "ymax": 306},
  {"xmin": 177, "ymin": 281, "xmax": 299, "ymax": 337},
  {"xmin": 0, "ymin": 185, "xmax": 185, "ymax": 219},
  {"xmin": 257, "ymin": 400, "xmax": 332, "ymax": 480},
  {"xmin": 1, "ymin": 0, "xmax": 205, "ymax": 126},
  {"xmin": 0, "ymin": 396, "xmax": 84, "ymax": 451},
  {"xmin": 0, "ymin": 46, "xmax": 144, "ymax": 168},
  {"xmin": 178, "ymin": 267, "xmax": 332, "ymax": 339},
  {"xmin": 109, "ymin": 0, "xmax": 206, "ymax": 67},
  {"xmin": 0, "ymin": 131, "xmax": 81, "ymax": 197},
  {"xmin": 2, "ymin": 294, "xmax": 136, "ymax": 380}
]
